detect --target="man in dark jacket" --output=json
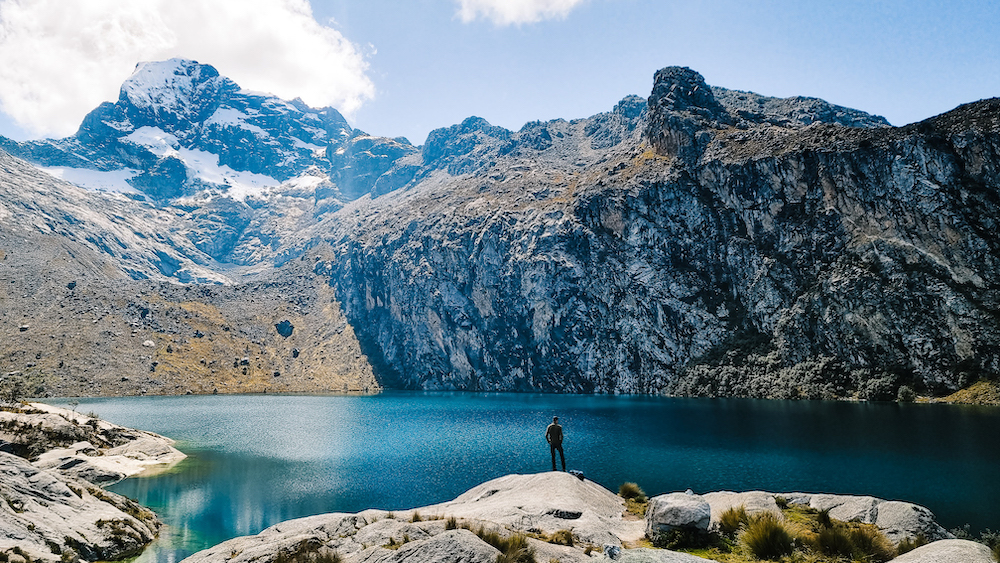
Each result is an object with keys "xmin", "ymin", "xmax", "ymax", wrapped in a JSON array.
[{"xmin": 545, "ymin": 416, "xmax": 566, "ymax": 471}]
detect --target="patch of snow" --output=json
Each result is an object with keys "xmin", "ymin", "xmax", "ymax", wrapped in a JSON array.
[
  {"xmin": 124, "ymin": 126, "xmax": 180, "ymax": 157},
  {"xmin": 174, "ymin": 147, "xmax": 280, "ymax": 199},
  {"xmin": 205, "ymin": 107, "xmax": 269, "ymax": 137},
  {"xmin": 101, "ymin": 118, "xmax": 134, "ymax": 132},
  {"xmin": 293, "ymin": 137, "xmax": 326, "ymax": 152},
  {"xmin": 122, "ymin": 59, "xmax": 198, "ymax": 114},
  {"xmin": 237, "ymin": 88, "xmax": 272, "ymax": 98},
  {"xmin": 282, "ymin": 174, "xmax": 326, "ymax": 190},
  {"xmin": 302, "ymin": 125, "xmax": 328, "ymax": 140},
  {"xmin": 39, "ymin": 166, "xmax": 140, "ymax": 194}
]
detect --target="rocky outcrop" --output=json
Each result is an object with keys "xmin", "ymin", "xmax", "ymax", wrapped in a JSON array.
[
  {"xmin": 0, "ymin": 452, "xmax": 161, "ymax": 562},
  {"xmin": 312, "ymin": 67, "xmax": 1000, "ymax": 397},
  {"xmin": 177, "ymin": 474, "xmax": 971, "ymax": 563},
  {"xmin": 422, "ymin": 472, "xmax": 644, "ymax": 547},
  {"xmin": 0, "ymin": 403, "xmax": 184, "ymax": 562},
  {"xmin": 645, "ymin": 492, "xmax": 711, "ymax": 536},
  {"xmin": 890, "ymin": 539, "xmax": 996, "ymax": 563},
  {"xmin": 4, "ymin": 59, "xmax": 1000, "ymax": 398}
]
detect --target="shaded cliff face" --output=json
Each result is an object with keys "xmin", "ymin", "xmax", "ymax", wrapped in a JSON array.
[{"xmin": 314, "ymin": 67, "xmax": 1000, "ymax": 396}]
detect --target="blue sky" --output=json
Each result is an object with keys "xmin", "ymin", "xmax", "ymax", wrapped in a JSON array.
[{"xmin": 0, "ymin": 0, "xmax": 997, "ymax": 145}]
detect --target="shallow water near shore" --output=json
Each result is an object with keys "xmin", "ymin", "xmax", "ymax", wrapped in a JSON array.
[{"xmin": 43, "ymin": 392, "xmax": 1000, "ymax": 562}]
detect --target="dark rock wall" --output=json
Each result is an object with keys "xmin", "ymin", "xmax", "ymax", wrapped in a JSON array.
[{"xmin": 316, "ymin": 70, "xmax": 1000, "ymax": 396}]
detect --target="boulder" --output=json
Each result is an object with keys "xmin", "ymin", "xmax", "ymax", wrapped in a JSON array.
[
  {"xmin": 645, "ymin": 492, "xmax": 711, "ymax": 537},
  {"xmin": 33, "ymin": 443, "xmax": 126, "ymax": 485},
  {"xmin": 874, "ymin": 501, "xmax": 951, "ymax": 544},
  {"xmin": 809, "ymin": 493, "xmax": 881, "ymax": 523},
  {"xmin": 889, "ymin": 539, "xmax": 995, "ymax": 563}
]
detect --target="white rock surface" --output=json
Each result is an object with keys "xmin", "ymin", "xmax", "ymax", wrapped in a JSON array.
[
  {"xmin": 0, "ymin": 403, "xmax": 185, "ymax": 562},
  {"xmin": 22, "ymin": 403, "xmax": 186, "ymax": 483},
  {"xmin": 889, "ymin": 539, "xmax": 995, "ymax": 563},
  {"xmin": 601, "ymin": 547, "xmax": 717, "ymax": 562},
  {"xmin": 645, "ymin": 492, "xmax": 711, "ymax": 536},
  {"xmin": 0, "ymin": 452, "xmax": 160, "ymax": 563},
  {"xmin": 423, "ymin": 472, "xmax": 645, "ymax": 546},
  {"xmin": 785, "ymin": 493, "xmax": 952, "ymax": 544},
  {"xmin": 874, "ymin": 500, "xmax": 952, "ymax": 544},
  {"xmin": 181, "ymin": 474, "xmax": 652, "ymax": 563},
  {"xmin": 352, "ymin": 529, "xmax": 499, "ymax": 563}
]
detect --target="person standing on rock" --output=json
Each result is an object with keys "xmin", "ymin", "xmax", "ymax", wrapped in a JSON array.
[{"xmin": 546, "ymin": 416, "xmax": 566, "ymax": 471}]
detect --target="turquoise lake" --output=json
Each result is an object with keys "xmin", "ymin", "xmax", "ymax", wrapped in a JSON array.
[{"xmin": 44, "ymin": 393, "xmax": 1000, "ymax": 562}]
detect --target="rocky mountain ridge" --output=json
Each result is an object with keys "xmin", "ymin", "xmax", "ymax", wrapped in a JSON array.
[{"xmin": 2, "ymin": 61, "xmax": 999, "ymax": 399}]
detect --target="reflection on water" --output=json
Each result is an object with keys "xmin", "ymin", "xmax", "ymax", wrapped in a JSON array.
[{"xmin": 44, "ymin": 393, "xmax": 1000, "ymax": 563}]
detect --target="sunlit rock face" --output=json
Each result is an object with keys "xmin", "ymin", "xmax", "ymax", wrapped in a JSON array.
[
  {"xmin": 2, "ymin": 61, "xmax": 999, "ymax": 397},
  {"xmin": 314, "ymin": 67, "xmax": 1000, "ymax": 396}
]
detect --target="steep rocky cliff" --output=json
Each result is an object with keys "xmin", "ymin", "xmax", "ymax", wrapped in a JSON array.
[
  {"xmin": 3, "ymin": 62, "xmax": 998, "ymax": 399},
  {"xmin": 312, "ymin": 67, "xmax": 1000, "ymax": 397}
]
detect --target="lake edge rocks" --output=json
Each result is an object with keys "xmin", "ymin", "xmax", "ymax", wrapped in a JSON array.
[
  {"xmin": 0, "ymin": 402, "xmax": 185, "ymax": 562},
  {"xmin": 178, "ymin": 472, "xmax": 988, "ymax": 563}
]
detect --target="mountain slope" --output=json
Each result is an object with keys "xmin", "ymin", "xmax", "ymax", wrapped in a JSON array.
[
  {"xmin": 3, "ymin": 61, "xmax": 999, "ymax": 400},
  {"xmin": 0, "ymin": 151, "xmax": 379, "ymax": 396},
  {"xmin": 309, "ymin": 68, "xmax": 1000, "ymax": 397}
]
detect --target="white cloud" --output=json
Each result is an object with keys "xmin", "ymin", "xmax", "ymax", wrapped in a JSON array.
[
  {"xmin": 0, "ymin": 0, "xmax": 375, "ymax": 138},
  {"xmin": 455, "ymin": 0, "xmax": 587, "ymax": 26}
]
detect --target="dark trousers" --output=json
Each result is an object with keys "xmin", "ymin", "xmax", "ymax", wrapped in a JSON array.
[{"xmin": 550, "ymin": 443, "xmax": 565, "ymax": 471}]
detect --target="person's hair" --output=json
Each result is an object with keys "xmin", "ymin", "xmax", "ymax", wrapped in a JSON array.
[{"xmin": 553, "ymin": 416, "xmax": 559, "ymax": 421}]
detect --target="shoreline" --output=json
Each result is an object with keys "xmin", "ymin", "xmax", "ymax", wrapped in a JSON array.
[{"xmin": 0, "ymin": 402, "xmax": 186, "ymax": 562}]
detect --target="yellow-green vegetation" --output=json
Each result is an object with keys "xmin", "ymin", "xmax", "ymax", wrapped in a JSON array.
[
  {"xmin": 940, "ymin": 380, "xmax": 1000, "ymax": 406},
  {"xmin": 619, "ymin": 482, "xmax": 649, "ymax": 519},
  {"xmin": 718, "ymin": 506, "xmax": 749, "ymax": 537},
  {"xmin": 548, "ymin": 529, "xmax": 574, "ymax": 547},
  {"xmin": 619, "ymin": 482, "xmax": 647, "ymax": 502},
  {"xmin": 273, "ymin": 540, "xmax": 341, "ymax": 563},
  {"xmin": 661, "ymin": 500, "xmax": 899, "ymax": 563},
  {"xmin": 460, "ymin": 523, "xmax": 536, "ymax": 563},
  {"xmin": 894, "ymin": 534, "xmax": 928, "ymax": 555},
  {"xmin": 741, "ymin": 513, "xmax": 794, "ymax": 560}
]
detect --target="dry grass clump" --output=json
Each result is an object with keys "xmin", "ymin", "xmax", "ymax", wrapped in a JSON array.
[
  {"xmin": 548, "ymin": 529, "xmax": 574, "ymax": 547},
  {"xmin": 718, "ymin": 505, "xmax": 749, "ymax": 537},
  {"xmin": 619, "ymin": 482, "xmax": 646, "ymax": 502},
  {"xmin": 272, "ymin": 540, "xmax": 341, "ymax": 563},
  {"xmin": 740, "ymin": 512, "xmax": 793, "ymax": 560},
  {"xmin": 460, "ymin": 524, "xmax": 536, "ymax": 563}
]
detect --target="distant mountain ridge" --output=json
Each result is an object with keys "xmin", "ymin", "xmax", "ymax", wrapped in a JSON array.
[{"xmin": 2, "ymin": 60, "xmax": 999, "ymax": 400}]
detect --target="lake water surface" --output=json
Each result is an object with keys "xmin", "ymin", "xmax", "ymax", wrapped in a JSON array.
[{"xmin": 44, "ymin": 393, "xmax": 1000, "ymax": 563}]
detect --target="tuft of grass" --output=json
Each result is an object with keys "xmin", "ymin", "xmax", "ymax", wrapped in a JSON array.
[
  {"xmin": 464, "ymin": 525, "xmax": 536, "ymax": 563},
  {"xmin": 445, "ymin": 516, "xmax": 458, "ymax": 530},
  {"xmin": 619, "ymin": 482, "xmax": 646, "ymax": 502},
  {"xmin": 815, "ymin": 509, "xmax": 833, "ymax": 529},
  {"xmin": 718, "ymin": 505, "xmax": 749, "ymax": 537},
  {"xmin": 740, "ymin": 512, "xmax": 793, "ymax": 561},
  {"xmin": 548, "ymin": 529, "xmax": 574, "ymax": 547},
  {"xmin": 273, "ymin": 541, "xmax": 341, "ymax": 563},
  {"xmin": 773, "ymin": 496, "xmax": 789, "ymax": 510},
  {"xmin": 896, "ymin": 534, "xmax": 928, "ymax": 555},
  {"xmin": 847, "ymin": 525, "xmax": 895, "ymax": 563},
  {"xmin": 815, "ymin": 526, "xmax": 854, "ymax": 557},
  {"xmin": 410, "ymin": 511, "xmax": 423, "ymax": 523}
]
